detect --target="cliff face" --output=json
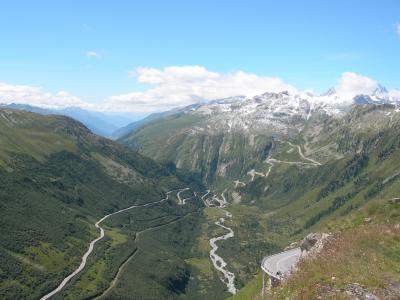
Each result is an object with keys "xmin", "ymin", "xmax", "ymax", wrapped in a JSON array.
[{"xmin": 120, "ymin": 91, "xmax": 400, "ymax": 186}]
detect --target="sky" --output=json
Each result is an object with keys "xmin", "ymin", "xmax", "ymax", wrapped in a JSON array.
[{"xmin": 0, "ymin": 0, "xmax": 399, "ymax": 112}]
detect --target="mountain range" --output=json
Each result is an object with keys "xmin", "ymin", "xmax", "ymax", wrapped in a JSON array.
[
  {"xmin": 0, "ymin": 109, "xmax": 206, "ymax": 299},
  {"xmin": 118, "ymin": 86, "xmax": 400, "ymax": 182},
  {"xmin": 0, "ymin": 103, "xmax": 147, "ymax": 137},
  {"xmin": 1, "ymin": 83, "xmax": 400, "ymax": 299},
  {"xmin": 117, "ymin": 86, "xmax": 400, "ymax": 298}
]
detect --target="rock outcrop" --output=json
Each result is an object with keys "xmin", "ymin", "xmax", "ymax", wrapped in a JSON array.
[{"xmin": 300, "ymin": 232, "xmax": 331, "ymax": 258}]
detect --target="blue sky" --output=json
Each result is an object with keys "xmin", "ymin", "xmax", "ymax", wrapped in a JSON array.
[{"xmin": 0, "ymin": 0, "xmax": 399, "ymax": 112}]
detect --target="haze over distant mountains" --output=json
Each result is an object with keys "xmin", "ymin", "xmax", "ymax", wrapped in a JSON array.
[
  {"xmin": 2, "ymin": 1, "xmax": 400, "ymax": 298},
  {"xmin": 0, "ymin": 103, "xmax": 148, "ymax": 137},
  {"xmin": 2, "ymin": 78, "xmax": 400, "ymax": 299},
  {"xmin": 2, "ymin": 78, "xmax": 400, "ymax": 141}
]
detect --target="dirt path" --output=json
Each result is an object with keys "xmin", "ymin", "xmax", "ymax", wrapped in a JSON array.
[
  {"xmin": 286, "ymin": 141, "xmax": 321, "ymax": 166},
  {"xmin": 40, "ymin": 191, "xmax": 173, "ymax": 300},
  {"xmin": 95, "ymin": 249, "xmax": 139, "ymax": 299},
  {"xmin": 95, "ymin": 203, "xmax": 204, "ymax": 299}
]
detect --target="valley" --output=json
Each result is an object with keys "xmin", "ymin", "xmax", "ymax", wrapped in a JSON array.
[
  {"xmin": 118, "ymin": 92, "xmax": 400, "ymax": 298},
  {"xmin": 1, "ymin": 90, "xmax": 400, "ymax": 300},
  {"xmin": 2, "ymin": 2, "xmax": 399, "ymax": 299},
  {"xmin": 41, "ymin": 190, "xmax": 175, "ymax": 299},
  {"xmin": 201, "ymin": 139, "xmax": 323, "ymax": 296},
  {"xmin": 209, "ymin": 209, "xmax": 236, "ymax": 294},
  {"xmin": 0, "ymin": 109, "xmax": 206, "ymax": 299}
]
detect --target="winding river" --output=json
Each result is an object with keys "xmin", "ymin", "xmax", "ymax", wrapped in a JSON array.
[
  {"xmin": 209, "ymin": 208, "xmax": 236, "ymax": 294},
  {"xmin": 203, "ymin": 190, "xmax": 237, "ymax": 294},
  {"xmin": 206, "ymin": 141, "xmax": 322, "ymax": 295},
  {"xmin": 41, "ymin": 142, "xmax": 321, "ymax": 299}
]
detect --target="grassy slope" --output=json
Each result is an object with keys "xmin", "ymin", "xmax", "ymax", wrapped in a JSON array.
[
  {"xmin": 62, "ymin": 196, "xmax": 206, "ymax": 300},
  {"xmin": 118, "ymin": 104, "xmax": 400, "ymax": 298},
  {"xmin": 267, "ymin": 198, "xmax": 400, "ymax": 299},
  {"xmin": 4, "ymin": 105, "xmax": 397, "ymax": 299},
  {"xmin": 226, "ymin": 106, "xmax": 400, "ymax": 298},
  {"xmin": 119, "ymin": 112, "xmax": 275, "ymax": 184},
  {"xmin": 0, "ymin": 109, "xmax": 206, "ymax": 299},
  {"xmin": 229, "ymin": 273, "xmax": 264, "ymax": 300}
]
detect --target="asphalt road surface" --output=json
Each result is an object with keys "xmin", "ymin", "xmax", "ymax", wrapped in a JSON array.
[{"xmin": 261, "ymin": 248, "xmax": 301, "ymax": 280}]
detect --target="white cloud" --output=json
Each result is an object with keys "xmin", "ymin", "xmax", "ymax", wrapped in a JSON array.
[
  {"xmin": 334, "ymin": 72, "xmax": 379, "ymax": 98},
  {"xmin": 0, "ymin": 82, "xmax": 91, "ymax": 109},
  {"xmin": 389, "ymin": 89, "xmax": 400, "ymax": 99},
  {"xmin": 0, "ymin": 68, "xmax": 398, "ymax": 113},
  {"xmin": 396, "ymin": 22, "xmax": 400, "ymax": 38},
  {"xmin": 87, "ymin": 51, "xmax": 101, "ymax": 59},
  {"xmin": 104, "ymin": 65, "xmax": 297, "ymax": 112}
]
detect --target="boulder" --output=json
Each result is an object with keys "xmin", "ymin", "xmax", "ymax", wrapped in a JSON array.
[
  {"xmin": 300, "ymin": 232, "xmax": 331, "ymax": 258},
  {"xmin": 345, "ymin": 283, "xmax": 379, "ymax": 300},
  {"xmin": 364, "ymin": 217, "xmax": 372, "ymax": 224},
  {"xmin": 389, "ymin": 198, "xmax": 400, "ymax": 204},
  {"xmin": 284, "ymin": 241, "xmax": 299, "ymax": 251},
  {"xmin": 300, "ymin": 233, "xmax": 320, "ymax": 252}
]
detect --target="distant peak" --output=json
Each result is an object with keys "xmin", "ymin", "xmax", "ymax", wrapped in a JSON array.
[
  {"xmin": 321, "ymin": 87, "xmax": 336, "ymax": 97},
  {"xmin": 260, "ymin": 90, "xmax": 291, "ymax": 97},
  {"xmin": 372, "ymin": 84, "xmax": 388, "ymax": 96}
]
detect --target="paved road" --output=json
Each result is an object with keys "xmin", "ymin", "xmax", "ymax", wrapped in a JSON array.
[
  {"xmin": 177, "ymin": 188, "xmax": 190, "ymax": 205},
  {"xmin": 286, "ymin": 141, "xmax": 321, "ymax": 166},
  {"xmin": 96, "ymin": 200, "xmax": 203, "ymax": 299},
  {"xmin": 261, "ymin": 248, "xmax": 301, "ymax": 280},
  {"xmin": 40, "ymin": 191, "xmax": 173, "ymax": 300}
]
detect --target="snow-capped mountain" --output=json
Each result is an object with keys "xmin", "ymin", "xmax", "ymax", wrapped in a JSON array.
[
  {"xmin": 172, "ymin": 85, "xmax": 400, "ymax": 134},
  {"xmin": 318, "ymin": 84, "xmax": 398, "ymax": 106},
  {"xmin": 119, "ymin": 84, "xmax": 400, "ymax": 183}
]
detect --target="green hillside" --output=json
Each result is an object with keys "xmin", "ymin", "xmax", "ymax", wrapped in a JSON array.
[
  {"xmin": 266, "ymin": 198, "xmax": 400, "ymax": 299},
  {"xmin": 119, "ymin": 113, "xmax": 277, "ymax": 184},
  {"xmin": 2, "ymin": 103, "xmax": 400, "ymax": 299},
  {"xmin": 0, "ymin": 109, "xmax": 207, "ymax": 299},
  {"xmin": 119, "ymin": 104, "xmax": 400, "ymax": 298}
]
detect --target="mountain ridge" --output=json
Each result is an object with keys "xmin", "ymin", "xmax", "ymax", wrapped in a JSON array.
[
  {"xmin": 0, "ymin": 108, "xmax": 207, "ymax": 299},
  {"xmin": 118, "ymin": 87, "xmax": 400, "ymax": 185},
  {"xmin": 2, "ymin": 87, "xmax": 400, "ymax": 299},
  {"xmin": 0, "ymin": 103, "xmax": 144, "ymax": 137}
]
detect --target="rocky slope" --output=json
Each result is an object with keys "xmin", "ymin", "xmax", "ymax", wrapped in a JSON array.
[
  {"xmin": 118, "ymin": 89, "xmax": 400, "ymax": 299},
  {"xmin": 119, "ymin": 88, "xmax": 400, "ymax": 184},
  {"xmin": 3, "ymin": 86, "xmax": 400, "ymax": 299}
]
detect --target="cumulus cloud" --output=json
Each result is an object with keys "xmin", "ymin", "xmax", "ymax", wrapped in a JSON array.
[
  {"xmin": 87, "ymin": 51, "xmax": 101, "ymax": 59},
  {"xmin": 104, "ymin": 66, "xmax": 297, "ymax": 112},
  {"xmin": 0, "ymin": 82, "xmax": 91, "ymax": 109},
  {"xmin": 334, "ymin": 72, "xmax": 379, "ymax": 98},
  {"xmin": 1, "ymin": 68, "xmax": 398, "ymax": 113},
  {"xmin": 389, "ymin": 89, "xmax": 400, "ymax": 99}
]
